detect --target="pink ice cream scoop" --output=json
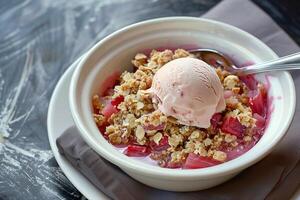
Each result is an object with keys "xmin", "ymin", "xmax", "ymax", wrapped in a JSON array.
[{"xmin": 150, "ymin": 57, "xmax": 226, "ymax": 128}]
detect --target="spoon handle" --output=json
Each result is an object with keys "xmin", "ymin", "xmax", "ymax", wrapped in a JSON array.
[{"xmin": 241, "ymin": 52, "xmax": 300, "ymax": 74}]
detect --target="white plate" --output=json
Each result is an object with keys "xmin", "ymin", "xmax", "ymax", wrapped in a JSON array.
[{"xmin": 47, "ymin": 57, "xmax": 109, "ymax": 200}]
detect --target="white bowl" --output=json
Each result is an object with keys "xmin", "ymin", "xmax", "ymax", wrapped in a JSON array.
[{"xmin": 69, "ymin": 17, "xmax": 296, "ymax": 191}]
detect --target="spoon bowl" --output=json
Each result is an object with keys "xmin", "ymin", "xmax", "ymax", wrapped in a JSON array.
[
  {"xmin": 189, "ymin": 48, "xmax": 235, "ymax": 71},
  {"xmin": 189, "ymin": 49, "xmax": 300, "ymax": 75}
]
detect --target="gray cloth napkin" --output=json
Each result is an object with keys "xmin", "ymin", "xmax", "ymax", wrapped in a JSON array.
[
  {"xmin": 202, "ymin": 0, "xmax": 299, "ymax": 57},
  {"xmin": 56, "ymin": 0, "xmax": 300, "ymax": 199}
]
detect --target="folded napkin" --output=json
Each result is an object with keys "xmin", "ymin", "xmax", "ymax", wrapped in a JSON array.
[{"xmin": 57, "ymin": 0, "xmax": 300, "ymax": 199}]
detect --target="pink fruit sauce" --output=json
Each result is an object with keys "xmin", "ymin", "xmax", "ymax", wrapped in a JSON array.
[
  {"xmin": 92, "ymin": 48, "xmax": 277, "ymax": 169},
  {"xmin": 100, "ymin": 71, "xmax": 120, "ymax": 96}
]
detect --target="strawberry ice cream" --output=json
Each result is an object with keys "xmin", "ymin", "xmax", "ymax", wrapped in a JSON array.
[{"xmin": 149, "ymin": 57, "xmax": 226, "ymax": 128}]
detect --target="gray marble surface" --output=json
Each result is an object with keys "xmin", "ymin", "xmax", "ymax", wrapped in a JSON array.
[
  {"xmin": 0, "ymin": 0, "xmax": 219, "ymax": 199},
  {"xmin": 0, "ymin": 0, "xmax": 299, "ymax": 199}
]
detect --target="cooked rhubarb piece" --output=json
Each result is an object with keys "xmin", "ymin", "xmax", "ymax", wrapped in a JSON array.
[
  {"xmin": 166, "ymin": 161, "xmax": 182, "ymax": 169},
  {"xmin": 143, "ymin": 123, "xmax": 165, "ymax": 131},
  {"xmin": 111, "ymin": 95, "xmax": 124, "ymax": 107},
  {"xmin": 240, "ymin": 75, "xmax": 258, "ymax": 90},
  {"xmin": 150, "ymin": 136, "xmax": 169, "ymax": 151},
  {"xmin": 183, "ymin": 153, "xmax": 221, "ymax": 169},
  {"xmin": 253, "ymin": 113, "xmax": 266, "ymax": 129},
  {"xmin": 221, "ymin": 117, "xmax": 246, "ymax": 137},
  {"xmin": 124, "ymin": 145, "xmax": 150, "ymax": 157},
  {"xmin": 210, "ymin": 113, "xmax": 223, "ymax": 129},
  {"xmin": 101, "ymin": 96, "xmax": 124, "ymax": 119},
  {"xmin": 98, "ymin": 124, "xmax": 107, "ymax": 133},
  {"xmin": 101, "ymin": 103, "xmax": 118, "ymax": 119},
  {"xmin": 249, "ymin": 88, "xmax": 267, "ymax": 116}
]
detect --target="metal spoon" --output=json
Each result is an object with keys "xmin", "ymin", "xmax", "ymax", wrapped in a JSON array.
[{"xmin": 189, "ymin": 48, "xmax": 300, "ymax": 75}]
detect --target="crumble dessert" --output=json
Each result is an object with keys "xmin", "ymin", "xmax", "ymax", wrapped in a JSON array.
[{"xmin": 92, "ymin": 49, "xmax": 268, "ymax": 169}]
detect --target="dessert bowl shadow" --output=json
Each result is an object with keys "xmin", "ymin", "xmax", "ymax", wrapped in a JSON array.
[{"xmin": 69, "ymin": 17, "xmax": 296, "ymax": 191}]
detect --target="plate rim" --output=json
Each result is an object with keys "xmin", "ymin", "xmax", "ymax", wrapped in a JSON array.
[{"xmin": 47, "ymin": 56, "xmax": 109, "ymax": 200}]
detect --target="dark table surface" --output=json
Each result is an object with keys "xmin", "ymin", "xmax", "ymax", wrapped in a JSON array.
[{"xmin": 0, "ymin": 0, "xmax": 299, "ymax": 199}]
